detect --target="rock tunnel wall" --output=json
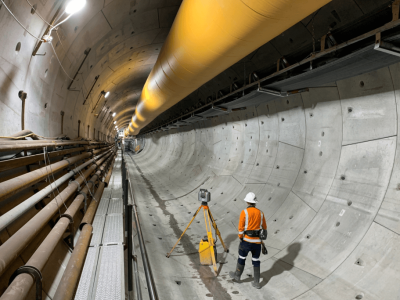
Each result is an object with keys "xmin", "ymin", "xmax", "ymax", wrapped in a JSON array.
[{"xmin": 127, "ymin": 63, "xmax": 400, "ymax": 300}]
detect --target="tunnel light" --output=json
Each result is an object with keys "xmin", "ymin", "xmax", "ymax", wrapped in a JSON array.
[
  {"xmin": 114, "ymin": 121, "xmax": 116, "ymax": 124},
  {"xmin": 105, "ymin": 91, "xmax": 110, "ymax": 98},
  {"xmin": 112, "ymin": 112, "xmax": 116, "ymax": 117},
  {"xmin": 65, "ymin": 0, "xmax": 86, "ymax": 15}
]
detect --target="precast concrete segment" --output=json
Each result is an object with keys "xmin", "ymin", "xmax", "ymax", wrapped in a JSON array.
[
  {"xmin": 127, "ymin": 0, "xmax": 331, "ymax": 135},
  {"xmin": 127, "ymin": 63, "xmax": 400, "ymax": 299}
]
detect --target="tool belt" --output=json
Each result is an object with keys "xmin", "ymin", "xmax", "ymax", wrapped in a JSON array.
[{"xmin": 244, "ymin": 230, "xmax": 260, "ymax": 237}]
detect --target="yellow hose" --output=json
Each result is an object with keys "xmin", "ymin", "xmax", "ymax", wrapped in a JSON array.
[{"xmin": 126, "ymin": 0, "xmax": 331, "ymax": 136}]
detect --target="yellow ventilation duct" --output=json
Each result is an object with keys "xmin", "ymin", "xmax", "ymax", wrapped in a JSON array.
[{"xmin": 126, "ymin": 0, "xmax": 331, "ymax": 136}]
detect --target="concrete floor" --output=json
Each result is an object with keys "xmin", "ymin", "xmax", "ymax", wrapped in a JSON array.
[{"xmin": 126, "ymin": 63, "xmax": 400, "ymax": 300}]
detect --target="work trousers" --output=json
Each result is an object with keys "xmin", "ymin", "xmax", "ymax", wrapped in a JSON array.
[{"xmin": 237, "ymin": 240, "xmax": 261, "ymax": 267}]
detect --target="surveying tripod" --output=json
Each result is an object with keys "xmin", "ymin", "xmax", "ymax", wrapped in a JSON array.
[{"xmin": 166, "ymin": 190, "xmax": 229, "ymax": 276}]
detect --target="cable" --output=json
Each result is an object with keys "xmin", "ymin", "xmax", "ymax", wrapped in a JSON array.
[
  {"xmin": 0, "ymin": 0, "xmax": 43, "ymax": 41},
  {"xmin": 25, "ymin": 0, "xmax": 56, "ymax": 29},
  {"xmin": 45, "ymin": 147, "xmax": 68, "ymax": 211},
  {"xmin": 0, "ymin": 132, "xmax": 65, "ymax": 139},
  {"xmin": 49, "ymin": 41, "xmax": 74, "ymax": 80}
]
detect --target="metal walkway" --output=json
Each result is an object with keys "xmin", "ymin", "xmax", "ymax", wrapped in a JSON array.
[{"xmin": 75, "ymin": 153, "xmax": 125, "ymax": 300}]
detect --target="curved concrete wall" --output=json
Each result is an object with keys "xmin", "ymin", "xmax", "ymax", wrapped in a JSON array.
[{"xmin": 127, "ymin": 63, "xmax": 400, "ymax": 299}]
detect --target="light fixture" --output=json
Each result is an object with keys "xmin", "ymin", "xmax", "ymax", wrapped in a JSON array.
[
  {"xmin": 65, "ymin": 0, "xmax": 87, "ymax": 15},
  {"xmin": 105, "ymin": 91, "xmax": 110, "ymax": 98},
  {"xmin": 114, "ymin": 121, "xmax": 116, "ymax": 124},
  {"xmin": 112, "ymin": 112, "xmax": 116, "ymax": 117}
]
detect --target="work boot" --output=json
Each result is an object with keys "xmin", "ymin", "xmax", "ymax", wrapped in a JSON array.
[
  {"xmin": 252, "ymin": 266, "xmax": 261, "ymax": 289},
  {"xmin": 229, "ymin": 263, "xmax": 244, "ymax": 281}
]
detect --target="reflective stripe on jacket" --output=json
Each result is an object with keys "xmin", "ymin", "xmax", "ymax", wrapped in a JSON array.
[{"xmin": 238, "ymin": 206, "xmax": 267, "ymax": 244}]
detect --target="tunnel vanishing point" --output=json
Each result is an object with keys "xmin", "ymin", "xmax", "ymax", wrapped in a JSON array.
[{"xmin": 0, "ymin": 0, "xmax": 400, "ymax": 299}]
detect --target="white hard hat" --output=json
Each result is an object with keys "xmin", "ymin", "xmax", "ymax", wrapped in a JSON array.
[{"xmin": 244, "ymin": 192, "xmax": 257, "ymax": 203}]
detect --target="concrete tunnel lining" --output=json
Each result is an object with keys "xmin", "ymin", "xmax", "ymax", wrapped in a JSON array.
[{"xmin": 125, "ymin": 64, "xmax": 400, "ymax": 299}]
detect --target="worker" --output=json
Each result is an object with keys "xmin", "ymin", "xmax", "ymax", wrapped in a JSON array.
[{"xmin": 229, "ymin": 192, "xmax": 267, "ymax": 289}]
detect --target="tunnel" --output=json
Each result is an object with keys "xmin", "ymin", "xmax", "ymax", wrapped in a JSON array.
[{"xmin": 0, "ymin": 0, "xmax": 400, "ymax": 299}]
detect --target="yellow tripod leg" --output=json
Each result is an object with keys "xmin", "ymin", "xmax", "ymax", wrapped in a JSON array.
[
  {"xmin": 203, "ymin": 206, "xmax": 218, "ymax": 275},
  {"xmin": 166, "ymin": 205, "xmax": 202, "ymax": 258},
  {"xmin": 208, "ymin": 209, "xmax": 229, "ymax": 253}
]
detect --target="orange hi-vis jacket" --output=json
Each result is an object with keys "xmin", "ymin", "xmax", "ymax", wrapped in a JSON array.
[{"xmin": 238, "ymin": 206, "xmax": 267, "ymax": 244}]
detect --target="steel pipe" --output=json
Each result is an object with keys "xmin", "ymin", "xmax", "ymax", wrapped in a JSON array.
[
  {"xmin": 52, "ymin": 224, "xmax": 93, "ymax": 300},
  {"xmin": 0, "ymin": 217, "xmax": 71, "ymax": 300},
  {"xmin": 0, "ymin": 149, "xmax": 112, "ymax": 232},
  {"xmin": 0, "ymin": 146, "xmax": 86, "ymax": 173},
  {"xmin": 104, "ymin": 155, "xmax": 116, "ymax": 187},
  {"xmin": 0, "ymin": 152, "xmax": 92, "ymax": 203},
  {"xmin": 0, "ymin": 151, "xmax": 114, "ymax": 277},
  {"xmin": 54, "ymin": 182, "xmax": 106, "ymax": 300}
]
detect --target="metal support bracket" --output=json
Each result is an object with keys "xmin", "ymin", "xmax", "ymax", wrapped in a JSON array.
[
  {"xmin": 9, "ymin": 266, "xmax": 43, "ymax": 300},
  {"xmin": 61, "ymin": 214, "xmax": 74, "ymax": 250},
  {"xmin": 374, "ymin": 32, "xmax": 400, "ymax": 57},
  {"xmin": 69, "ymin": 180, "xmax": 81, "ymax": 191}
]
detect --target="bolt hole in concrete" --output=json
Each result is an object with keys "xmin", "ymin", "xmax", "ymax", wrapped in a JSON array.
[
  {"xmin": 356, "ymin": 294, "xmax": 364, "ymax": 299},
  {"xmin": 310, "ymin": 112, "xmax": 313, "ymax": 117},
  {"xmin": 44, "ymin": 103, "xmax": 48, "ymax": 109},
  {"xmin": 206, "ymin": 294, "xmax": 212, "ymax": 297},
  {"xmin": 287, "ymin": 100, "xmax": 289, "ymax": 104},
  {"xmin": 158, "ymin": 237, "xmax": 162, "ymax": 240},
  {"xmin": 31, "ymin": 4, "xmax": 37, "ymax": 14},
  {"xmin": 360, "ymin": 81, "xmax": 364, "ymax": 87},
  {"xmin": 304, "ymin": 170, "xmax": 307, "ymax": 174},
  {"xmin": 321, "ymin": 131, "xmax": 325, "ymax": 136},
  {"xmin": 275, "ymin": 230, "xmax": 279, "ymax": 234},
  {"xmin": 234, "ymin": 199, "xmax": 236, "ymax": 201},
  {"xmin": 276, "ymin": 165, "xmax": 279, "ymax": 169},
  {"xmin": 281, "ymin": 118, "xmax": 284, "ymax": 121},
  {"xmin": 15, "ymin": 42, "xmax": 21, "ymax": 54},
  {"xmin": 74, "ymin": 26, "xmax": 78, "ymax": 32},
  {"xmin": 341, "ymin": 175, "xmax": 346, "ymax": 180},
  {"xmin": 348, "ymin": 107, "xmax": 353, "ymax": 113},
  {"xmin": 336, "ymin": 222, "xmax": 340, "ymax": 227},
  {"xmin": 289, "ymin": 216, "xmax": 293, "ymax": 219},
  {"xmin": 274, "ymin": 219, "xmax": 277, "ymax": 222},
  {"xmin": 153, "ymin": 224, "xmax": 156, "ymax": 226},
  {"xmin": 348, "ymin": 200, "xmax": 352, "ymax": 206},
  {"xmin": 306, "ymin": 234, "xmax": 311, "ymax": 239},
  {"xmin": 245, "ymin": 123, "xmax": 247, "ymax": 126},
  {"xmin": 232, "ymin": 291, "xmax": 239, "ymax": 294},
  {"xmin": 268, "ymin": 197, "xmax": 271, "ymax": 201},
  {"xmin": 45, "ymin": 69, "xmax": 48, "ymax": 77},
  {"xmin": 319, "ymin": 151, "xmax": 323, "ymax": 156},
  {"xmin": 261, "ymin": 121, "xmax": 264, "ymax": 124},
  {"xmin": 175, "ymin": 281, "xmax": 181, "ymax": 285}
]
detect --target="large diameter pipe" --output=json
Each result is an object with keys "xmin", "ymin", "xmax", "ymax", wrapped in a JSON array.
[
  {"xmin": 0, "ymin": 150, "xmax": 112, "ymax": 232},
  {"xmin": 104, "ymin": 155, "xmax": 116, "ymax": 187},
  {"xmin": 52, "ymin": 224, "xmax": 93, "ymax": 300},
  {"xmin": 0, "ymin": 152, "xmax": 92, "ymax": 203},
  {"xmin": 0, "ymin": 152, "xmax": 114, "ymax": 277},
  {"xmin": 54, "ymin": 182, "xmax": 106, "ymax": 300},
  {"xmin": 126, "ymin": 0, "xmax": 330, "ymax": 135},
  {"xmin": 0, "ymin": 161, "xmax": 112, "ymax": 300},
  {"xmin": 0, "ymin": 218, "xmax": 71, "ymax": 300},
  {"xmin": 0, "ymin": 140, "xmax": 91, "ymax": 152},
  {"xmin": 79, "ymin": 182, "xmax": 105, "ymax": 229}
]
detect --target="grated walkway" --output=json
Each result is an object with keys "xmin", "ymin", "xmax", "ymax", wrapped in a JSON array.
[{"xmin": 75, "ymin": 151, "xmax": 125, "ymax": 300}]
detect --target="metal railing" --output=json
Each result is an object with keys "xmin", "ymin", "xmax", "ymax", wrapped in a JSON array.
[{"xmin": 122, "ymin": 153, "xmax": 158, "ymax": 300}]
